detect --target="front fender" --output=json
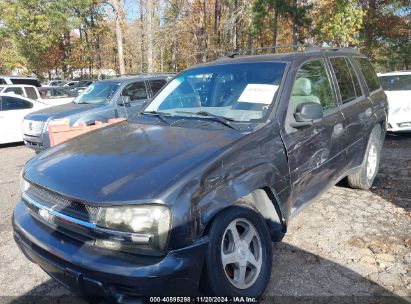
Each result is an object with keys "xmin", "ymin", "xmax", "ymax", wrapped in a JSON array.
[{"xmin": 194, "ymin": 163, "xmax": 287, "ymax": 241}]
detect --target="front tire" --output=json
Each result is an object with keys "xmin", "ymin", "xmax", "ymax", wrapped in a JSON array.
[
  {"xmin": 201, "ymin": 206, "xmax": 272, "ymax": 297},
  {"xmin": 347, "ymin": 125, "xmax": 382, "ymax": 190}
]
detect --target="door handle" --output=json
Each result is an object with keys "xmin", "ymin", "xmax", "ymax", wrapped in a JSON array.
[
  {"xmin": 365, "ymin": 108, "xmax": 372, "ymax": 117},
  {"xmin": 333, "ymin": 123, "xmax": 344, "ymax": 136}
]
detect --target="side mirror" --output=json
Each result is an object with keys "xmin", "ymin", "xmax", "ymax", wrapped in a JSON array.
[
  {"xmin": 117, "ymin": 95, "xmax": 131, "ymax": 107},
  {"xmin": 291, "ymin": 102, "xmax": 323, "ymax": 127}
]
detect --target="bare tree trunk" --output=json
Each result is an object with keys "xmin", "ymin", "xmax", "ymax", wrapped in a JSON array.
[
  {"xmin": 171, "ymin": 35, "xmax": 177, "ymax": 72},
  {"xmin": 140, "ymin": 0, "xmax": 146, "ymax": 72},
  {"xmin": 146, "ymin": 0, "xmax": 154, "ymax": 72},
  {"xmin": 272, "ymin": 9, "xmax": 278, "ymax": 53},
  {"xmin": 197, "ymin": 0, "xmax": 207, "ymax": 63},
  {"xmin": 291, "ymin": 0, "xmax": 298, "ymax": 49},
  {"xmin": 233, "ymin": 0, "xmax": 239, "ymax": 51},
  {"xmin": 110, "ymin": 0, "xmax": 125, "ymax": 75}
]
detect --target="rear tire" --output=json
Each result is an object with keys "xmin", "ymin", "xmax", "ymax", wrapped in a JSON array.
[
  {"xmin": 201, "ymin": 206, "xmax": 272, "ymax": 298},
  {"xmin": 347, "ymin": 125, "xmax": 382, "ymax": 190}
]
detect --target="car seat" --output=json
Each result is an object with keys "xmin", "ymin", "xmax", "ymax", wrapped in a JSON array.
[{"xmin": 290, "ymin": 77, "xmax": 321, "ymax": 111}]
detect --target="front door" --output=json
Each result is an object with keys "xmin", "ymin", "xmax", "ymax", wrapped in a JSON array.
[
  {"xmin": 116, "ymin": 81, "xmax": 149, "ymax": 119},
  {"xmin": 281, "ymin": 58, "xmax": 347, "ymax": 214}
]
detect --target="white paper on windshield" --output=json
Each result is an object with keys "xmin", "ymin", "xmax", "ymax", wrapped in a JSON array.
[{"xmin": 238, "ymin": 84, "xmax": 279, "ymax": 104}]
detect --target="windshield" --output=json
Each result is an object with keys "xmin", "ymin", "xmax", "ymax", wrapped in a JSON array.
[
  {"xmin": 379, "ymin": 75, "xmax": 411, "ymax": 91},
  {"xmin": 73, "ymin": 82, "xmax": 120, "ymax": 104},
  {"xmin": 144, "ymin": 62, "xmax": 286, "ymax": 122}
]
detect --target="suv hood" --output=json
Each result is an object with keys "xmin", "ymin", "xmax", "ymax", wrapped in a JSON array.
[
  {"xmin": 24, "ymin": 122, "xmax": 242, "ymax": 204},
  {"xmin": 24, "ymin": 102, "xmax": 102, "ymax": 122}
]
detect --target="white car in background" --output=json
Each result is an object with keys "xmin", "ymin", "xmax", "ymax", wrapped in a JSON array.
[
  {"xmin": 0, "ymin": 93, "xmax": 49, "ymax": 144},
  {"xmin": 378, "ymin": 71, "xmax": 411, "ymax": 132},
  {"xmin": 0, "ymin": 84, "xmax": 76, "ymax": 106}
]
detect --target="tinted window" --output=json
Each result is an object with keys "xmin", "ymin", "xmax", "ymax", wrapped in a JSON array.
[
  {"xmin": 346, "ymin": 59, "xmax": 362, "ymax": 97},
  {"xmin": 330, "ymin": 57, "xmax": 360, "ymax": 103},
  {"xmin": 149, "ymin": 79, "xmax": 167, "ymax": 95},
  {"xmin": 10, "ymin": 78, "xmax": 41, "ymax": 87},
  {"xmin": 25, "ymin": 87, "xmax": 38, "ymax": 100},
  {"xmin": 291, "ymin": 59, "xmax": 336, "ymax": 113},
  {"xmin": 4, "ymin": 87, "xmax": 24, "ymax": 96},
  {"xmin": 146, "ymin": 62, "xmax": 286, "ymax": 122},
  {"xmin": 2, "ymin": 96, "xmax": 33, "ymax": 110},
  {"xmin": 0, "ymin": 78, "xmax": 6, "ymax": 84},
  {"xmin": 354, "ymin": 58, "xmax": 380, "ymax": 92},
  {"xmin": 54, "ymin": 88, "xmax": 69, "ymax": 97},
  {"xmin": 379, "ymin": 75, "xmax": 411, "ymax": 91},
  {"xmin": 122, "ymin": 82, "xmax": 148, "ymax": 101}
]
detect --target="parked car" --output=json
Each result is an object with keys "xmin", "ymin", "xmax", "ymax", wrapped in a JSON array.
[
  {"xmin": 64, "ymin": 81, "xmax": 78, "ymax": 87},
  {"xmin": 378, "ymin": 71, "xmax": 411, "ymax": 132},
  {"xmin": 43, "ymin": 80, "xmax": 68, "ymax": 87},
  {"xmin": 38, "ymin": 86, "xmax": 78, "ymax": 104},
  {"xmin": 22, "ymin": 74, "xmax": 173, "ymax": 152},
  {"xmin": 0, "ymin": 85, "xmax": 75, "ymax": 106},
  {"xmin": 0, "ymin": 75, "xmax": 41, "ymax": 87},
  {"xmin": 0, "ymin": 93, "xmax": 48, "ymax": 144},
  {"xmin": 13, "ymin": 48, "xmax": 387, "ymax": 300}
]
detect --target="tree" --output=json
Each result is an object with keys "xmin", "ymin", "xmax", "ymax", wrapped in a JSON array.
[{"xmin": 313, "ymin": 0, "xmax": 364, "ymax": 47}]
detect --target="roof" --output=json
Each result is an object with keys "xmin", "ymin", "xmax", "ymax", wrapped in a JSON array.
[
  {"xmin": 0, "ymin": 84, "xmax": 37, "ymax": 88},
  {"xmin": 196, "ymin": 47, "xmax": 365, "ymax": 68},
  {"xmin": 98, "ymin": 73, "xmax": 175, "ymax": 83},
  {"xmin": 0, "ymin": 75, "xmax": 38, "ymax": 79},
  {"xmin": 378, "ymin": 71, "xmax": 411, "ymax": 76}
]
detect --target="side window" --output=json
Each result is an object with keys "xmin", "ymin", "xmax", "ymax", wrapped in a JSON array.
[
  {"xmin": 25, "ymin": 87, "xmax": 38, "ymax": 100},
  {"xmin": 149, "ymin": 79, "xmax": 166, "ymax": 95},
  {"xmin": 330, "ymin": 57, "xmax": 360, "ymax": 104},
  {"xmin": 354, "ymin": 57, "xmax": 380, "ymax": 92},
  {"xmin": 122, "ymin": 82, "xmax": 148, "ymax": 101},
  {"xmin": 54, "ymin": 89, "xmax": 69, "ymax": 97},
  {"xmin": 2, "ymin": 96, "xmax": 33, "ymax": 110},
  {"xmin": 0, "ymin": 78, "xmax": 6, "ymax": 84},
  {"xmin": 291, "ymin": 59, "xmax": 336, "ymax": 113},
  {"xmin": 4, "ymin": 87, "xmax": 24, "ymax": 96},
  {"xmin": 346, "ymin": 58, "xmax": 363, "ymax": 97}
]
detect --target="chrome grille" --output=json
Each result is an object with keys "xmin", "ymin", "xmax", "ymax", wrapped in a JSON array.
[
  {"xmin": 22, "ymin": 120, "xmax": 44, "ymax": 135},
  {"xmin": 25, "ymin": 184, "xmax": 99, "ymax": 223}
]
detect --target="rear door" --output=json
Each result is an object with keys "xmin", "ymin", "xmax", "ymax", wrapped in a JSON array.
[
  {"xmin": 148, "ymin": 79, "xmax": 167, "ymax": 97},
  {"xmin": 0, "ymin": 95, "xmax": 34, "ymax": 143},
  {"xmin": 328, "ymin": 56, "xmax": 374, "ymax": 170},
  {"xmin": 281, "ymin": 57, "xmax": 346, "ymax": 213}
]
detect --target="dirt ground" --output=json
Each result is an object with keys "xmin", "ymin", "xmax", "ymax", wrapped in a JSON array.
[{"xmin": 0, "ymin": 133, "xmax": 410, "ymax": 304}]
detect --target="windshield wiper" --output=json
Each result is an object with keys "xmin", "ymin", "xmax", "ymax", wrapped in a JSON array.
[
  {"xmin": 175, "ymin": 111, "xmax": 237, "ymax": 130},
  {"xmin": 141, "ymin": 111, "xmax": 171, "ymax": 125}
]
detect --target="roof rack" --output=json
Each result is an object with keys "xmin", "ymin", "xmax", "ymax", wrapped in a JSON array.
[{"xmin": 224, "ymin": 45, "xmax": 360, "ymax": 58}]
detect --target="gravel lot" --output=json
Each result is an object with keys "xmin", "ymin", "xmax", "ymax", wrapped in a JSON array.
[{"xmin": 0, "ymin": 134, "xmax": 410, "ymax": 304}]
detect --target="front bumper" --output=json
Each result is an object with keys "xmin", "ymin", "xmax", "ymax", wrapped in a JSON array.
[
  {"xmin": 23, "ymin": 131, "xmax": 50, "ymax": 152},
  {"xmin": 13, "ymin": 201, "xmax": 209, "ymax": 301}
]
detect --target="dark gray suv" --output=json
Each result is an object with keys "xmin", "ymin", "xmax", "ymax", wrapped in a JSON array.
[
  {"xmin": 22, "ymin": 74, "xmax": 173, "ymax": 152},
  {"xmin": 14, "ymin": 48, "xmax": 387, "ymax": 300}
]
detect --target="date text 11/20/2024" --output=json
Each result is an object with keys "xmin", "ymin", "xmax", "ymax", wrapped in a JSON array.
[{"xmin": 149, "ymin": 297, "xmax": 258, "ymax": 303}]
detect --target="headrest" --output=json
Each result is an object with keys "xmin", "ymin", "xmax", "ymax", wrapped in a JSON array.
[{"xmin": 292, "ymin": 77, "xmax": 312, "ymax": 96}]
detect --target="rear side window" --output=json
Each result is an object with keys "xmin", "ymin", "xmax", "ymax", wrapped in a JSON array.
[
  {"xmin": 0, "ymin": 78, "xmax": 6, "ymax": 84},
  {"xmin": 54, "ymin": 88, "xmax": 69, "ymax": 97},
  {"xmin": 291, "ymin": 59, "xmax": 336, "ymax": 113},
  {"xmin": 330, "ymin": 57, "xmax": 362, "ymax": 103},
  {"xmin": 25, "ymin": 87, "xmax": 38, "ymax": 100},
  {"xmin": 354, "ymin": 58, "xmax": 380, "ymax": 92},
  {"xmin": 122, "ymin": 82, "xmax": 148, "ymax": 101},
  {"xmin": 1, "ymin": 96, "xmax": 33, "ymax": 110},
  {"xmin": 10, "ymin": 78, "xmax": 42, "ymax": 87},
  {"xmin": 4, "ymin": 87, "xmax": 24, "ymax": 96},
  {"xmin": 149, "ymin": 79, "xmax": 166, "ymax": 95}
]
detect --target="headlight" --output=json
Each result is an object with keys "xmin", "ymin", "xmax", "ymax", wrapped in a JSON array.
[
  {"xmin": 19, "ymin": 169, "xmax": 30, "ymax": 194},
  {"xmin": 96, "ymin": 205, "xmax": 171, "ymax": 252},
  {"xmin": 48, "ymin": 118, "xmax": 69, "ymax": 127}
]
